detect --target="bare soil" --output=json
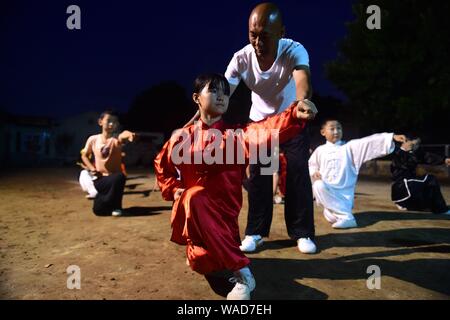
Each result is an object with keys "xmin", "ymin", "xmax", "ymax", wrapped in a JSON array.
[{"xmin": 0, "ymin": 168, "xmax": 449, "ymax": 300}]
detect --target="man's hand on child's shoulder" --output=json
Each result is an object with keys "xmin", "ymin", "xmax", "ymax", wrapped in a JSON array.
[{"xmin": 296, "ymin": 99, "xmax": 318, "ymax": 121}]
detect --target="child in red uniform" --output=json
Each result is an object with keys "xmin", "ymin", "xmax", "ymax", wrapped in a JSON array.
[{"xmin": 154, "ymin": 73, "xmax": 317, "ymax": 300}]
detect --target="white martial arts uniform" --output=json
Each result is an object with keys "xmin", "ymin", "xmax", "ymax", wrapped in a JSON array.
[
  {"xmin": 79, "ymin": 169, "xmax": 98, "ymax": 198},
  {"xmin": 308, "ymin": 133, "xmax": 395, "ymax": 223}
]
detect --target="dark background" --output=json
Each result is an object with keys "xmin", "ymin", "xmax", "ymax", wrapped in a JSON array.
[{"xmin": 1, "ymin": 0, "xmax": 449, "ymax": 142}]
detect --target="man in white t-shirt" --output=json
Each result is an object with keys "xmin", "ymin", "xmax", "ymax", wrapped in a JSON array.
[
  {"xmin": 225, "ymin": 3, "xmax": 317, "ymax": 254},
  {"xmin": 182, "ymin": 3, "xmax": 317, "ymax": 254}
]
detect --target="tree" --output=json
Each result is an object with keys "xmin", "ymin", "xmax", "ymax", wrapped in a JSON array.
[
  {"xmin": 326, "ymin": 0, "xmax": 450, "ymax": 142},
  {"xmin": 126, "ymin": 81, "xmax": 192, "ymax": 139}
]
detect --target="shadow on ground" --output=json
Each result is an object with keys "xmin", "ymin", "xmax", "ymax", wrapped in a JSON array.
[
  {"xmin": 122, "ymin": 206, "xmax": 172, "ymax": 217},
  {"xmin": 249, "ymin": 254, "xmax": 450, "ymax": 299},
  {"xmin": 125, "ymin": 183, "xmax": 143, "ymax": 190},
  {"xmin": 210, "ymin": 221, "xmax": 450, "ymax": 299},
  {"xmin": 125, "ymin": 175, "xmax": 148, "ymax": 181},
  {"xmin": 355, "ymin": 210, "xmax": 450, "ymax": 228},
  {"xmin": 123, "ymin": 190, "xmax": 152, "ymax": 197}
]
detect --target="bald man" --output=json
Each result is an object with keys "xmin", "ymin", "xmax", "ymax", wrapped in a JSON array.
[{"xmin": 225, "ymin": 2, "xmax": 317, "ymax": 254}]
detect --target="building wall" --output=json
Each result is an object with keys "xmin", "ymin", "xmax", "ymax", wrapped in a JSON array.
[{"xmin": 2, "ymin": 124, "xmax": 56, "ymax": 166}]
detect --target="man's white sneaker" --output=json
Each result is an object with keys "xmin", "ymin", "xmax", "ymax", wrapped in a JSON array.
[
  {"xmin": 274, "ymin": 195, "xmax": 283, "ymax": 204},
  {"xmin": 239, "ymin": 235, "xmax": 263, "ymax": 252},
  {"xmin": 297, "ymin": 237, "xmax": 317, "ymax": 254},
  {"xmin": 332, "ymin": 218, "xmax": 357, "ymax": 229},
  {"xmin": 396, "ymin": 204, "xmax": 407, "ymax": 211},
  {"xmin": 226, "ymin": 267, "xmax": 256, "ymax": 300},
  {"xmin": 112, "ymin": 209, "xmax": 123, "ymax": 217}
]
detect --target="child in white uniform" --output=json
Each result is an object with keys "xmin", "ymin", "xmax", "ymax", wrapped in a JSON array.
[{"xmin": 309, "ymin": 119, "xmax": 406, "ymax": 228}]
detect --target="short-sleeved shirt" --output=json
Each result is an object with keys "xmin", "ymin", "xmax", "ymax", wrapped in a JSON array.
[
  {"xmin": 83, "ymin": 134, "xmax": 122, "ymax": 175},
  {"xmin": 225, "ymin": 38, "xmax": 309, "ymax": 121}
]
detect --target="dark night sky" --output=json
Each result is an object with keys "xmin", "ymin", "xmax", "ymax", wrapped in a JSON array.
[{"xmin": 0, "ymin": 0, "xmax": 354, "ymax": 118}]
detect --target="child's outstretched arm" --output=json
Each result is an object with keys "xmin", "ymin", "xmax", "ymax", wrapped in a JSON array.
[
  {"xmin": 295, "ymin": 99, "xmax": 318, "ymax": 121},
  {"xmin": 118, "ymin": 130, "xmax": 136, "ymax": 143},
  {"xmin": 244, "ymin": 99, "xmax": 318, "ymax": 147},
  {"xmin": 393, "ymin": 135, "xmax": 407, "ymax": 144},
  {"xmin": 348, "ymin": 133, "xmax": 406, "ymax": 172}
]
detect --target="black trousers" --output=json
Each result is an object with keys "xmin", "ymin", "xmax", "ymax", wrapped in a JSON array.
[
  {"xmin": 245, "ymin": 128, "xmax": 315, "ymax": 240},
  {"xmin": 395, "ymin": 175, "xmax": 448, "ymax": 214},
  {"xmin": 93, "ymin": 173, "xmax": 126, "ymax": 216}
]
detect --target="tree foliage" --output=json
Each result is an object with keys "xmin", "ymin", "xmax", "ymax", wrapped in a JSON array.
[
  {"xmin": 326, "ymin": 0, "xmax": 450, "ymax": 142},
  {"xmin": 126, "ymin": 81, "xmax": 192, "ymax": 139}
]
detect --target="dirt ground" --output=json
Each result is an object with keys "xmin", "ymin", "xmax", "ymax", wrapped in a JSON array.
[{"xmin": 0, "ymin": 167, "xmax": 449, "ymax": 300}]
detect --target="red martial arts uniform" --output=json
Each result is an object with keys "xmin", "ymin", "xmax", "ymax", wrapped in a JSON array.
[{"xmin": 154, "ymin": 102, "xmax": 306, "ymax": 275}]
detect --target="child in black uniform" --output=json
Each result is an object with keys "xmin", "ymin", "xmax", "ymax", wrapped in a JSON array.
[{"xmin": 391, "ymin": 136, "xmax": 450, "ymax": 214}]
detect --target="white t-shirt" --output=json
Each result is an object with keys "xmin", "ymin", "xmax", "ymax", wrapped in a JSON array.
[{"xmin": 225, "ymin": 38, "xmax": 309, "ymax": 121}]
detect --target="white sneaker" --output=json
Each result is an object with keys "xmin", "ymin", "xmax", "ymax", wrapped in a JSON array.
[
  {"xmin": 86, "ymin": 192, "xmax": 97, "ymax": 199},
  {"xmin": 396, "ymin": 204, "xmax": 407, "ymax": 211},
  {"xmin": 297, "ymin": 237, "xmax": 317, "ymax": 254},
  {"xmin": 226, "ymin": 267, "xmax": 256, "ymax": 300},
  {"xmin": 227, "ymin": 282, "xmax": 251, "ymax": 300},
  {"xmin": 112, "ymin": 209, "xmax": 123, "ymax": 217},
  {"xmin": 274, "ymin": 195, "xmax": 283, "ymax": 204},
  {"xmin": 239, "ymin": 235, "xmax": 263, "ymax": 252},
  {"xmin": 332, "ymin": 218, "xmax": 357, "ymax": 229}
]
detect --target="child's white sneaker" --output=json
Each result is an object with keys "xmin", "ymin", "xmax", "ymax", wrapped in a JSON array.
[
  {"xmin": 227, "ymin": 282, "xmax": 251, "ymax": 300},
  {"xmin": 239, "ymin": 235, "xmax": 263, "ymax": 252},
  {"xmin": 112, "ymin": 209, "xmax": 123, "ymax": 217},
  {"xmin": 332, "ymin": 218, "xmax": 357, "ymax": 229},
  {"xmin": 226, "ymin": 267, "xmax": 255, "ymax": 300},
  {"xmin": 297, "ymin": 237, "xmax": 317, "ymax": 254},
  {"xmin": 86, "ymin": 192, "xmax": 97, "ymax": 199},
  {"xmin": 396, "ymin": 204, "xmax": 407, "ymax": 211}
]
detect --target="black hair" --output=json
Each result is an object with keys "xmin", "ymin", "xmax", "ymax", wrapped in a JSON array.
[
  {"xmin": 404, "ymin": 133, "xmax": 420, "ymax": 141},
  {"xmin": 320, "ymin": 118, "xmax": 341, "ymax": 129},
  {"xmin": 193, "ymin": 73, "xmax": 230, "ymax": 96},
  {"xmin": 99, "ymin": 109, "xmax": 119, "ymax": 120}
]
